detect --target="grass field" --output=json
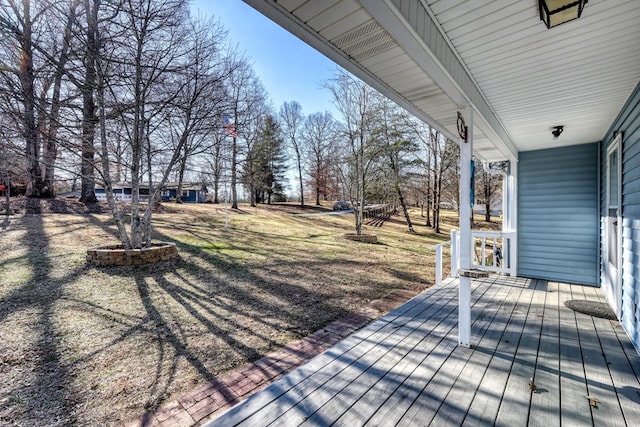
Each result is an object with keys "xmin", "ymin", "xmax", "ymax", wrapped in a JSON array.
[{"xmin": 0, "ymin": 200, "xmax": 499, "ymax": 426}]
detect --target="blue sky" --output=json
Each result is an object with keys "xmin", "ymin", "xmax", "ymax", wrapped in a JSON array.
[{"xmin": 190, "ymin": 0, "xmax": 340, "ymax": 117}]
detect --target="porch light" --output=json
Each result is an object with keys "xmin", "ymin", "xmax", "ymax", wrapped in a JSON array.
[
  {"xmin": 552, "ymin": 125, "xmax": 564, "ymax": 139},
  {"xmin": 539, "ymin": 0, "xmax": 587, "ymax": 28}
]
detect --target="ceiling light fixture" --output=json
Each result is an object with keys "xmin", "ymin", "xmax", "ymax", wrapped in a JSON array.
[
  {"xmin": 552, "ymin": 125, "xmax": 564, "ymax": 139},
  {"xmin": 539, "ymin": 0, "xmax": 587, "ymax": 29}
]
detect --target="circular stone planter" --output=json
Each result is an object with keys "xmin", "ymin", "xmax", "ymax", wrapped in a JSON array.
[
  {"xmin": 86, "ymin": 242, "xmax": 178, "ymax": 266},
  {"xmin": 342, "ymin": 233, "xmax": 378, "ymax": 244}
]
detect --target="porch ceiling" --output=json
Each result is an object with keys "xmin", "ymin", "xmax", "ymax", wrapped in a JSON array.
[{"xmin": 243, "ymin": 0, "xmax": 640, "ymax": 162}]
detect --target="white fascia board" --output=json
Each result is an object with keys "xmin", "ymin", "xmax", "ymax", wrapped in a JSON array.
[
  {"xmin": 243, "ymin": 0, "xmax": 456, "ymax": 141},
  {"xmin": 361, "ymin": 0, "xmax": 468, "ymax": 105},
  {"xmin": 363, "ymin": 0, "xmax": 519, "ymax": 162}
]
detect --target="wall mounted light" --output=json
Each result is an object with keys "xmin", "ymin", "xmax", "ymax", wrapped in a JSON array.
[
  {"xmin": 539, "ymin": 0, "xmax": 587, "ymax": 29},
  {"xmin": 552, "ymin": 125, "xmax": 564, "ymax": 139}
]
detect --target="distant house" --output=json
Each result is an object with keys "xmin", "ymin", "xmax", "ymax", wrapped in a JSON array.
[
  {"xmin": 472, "ymin": 197, "xmax": 503, "ymax": 217},
  {"xmin": 95, "ymin": 182, "xmax": 208, "ymax": 203},
  {"xmin": 160, "ymin": 183, "xmax": 208, "ymax": 203}
]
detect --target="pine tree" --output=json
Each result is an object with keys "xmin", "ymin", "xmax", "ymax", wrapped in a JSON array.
[{"xmin": 248, "ymin": 115, "xmax": 288, "ymax": 204}]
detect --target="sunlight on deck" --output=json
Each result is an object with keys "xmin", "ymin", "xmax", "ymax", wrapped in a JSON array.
[{"xmin": 204, "ymin": 276, "xmax": 640, "ymax": 426}]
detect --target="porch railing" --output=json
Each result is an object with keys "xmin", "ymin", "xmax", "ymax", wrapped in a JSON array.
[{"xmin": 434, "ymin": 229, "xmax": 514, "ymax": 284}]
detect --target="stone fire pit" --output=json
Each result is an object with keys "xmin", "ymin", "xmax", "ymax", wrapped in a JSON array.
[
  {"xmin": 342, "ymin": 233, "xmax": 378, "ymax": 244},
  {"xmin": 86, "ymin": 242, "xmax": 178, "ymax": 266}
]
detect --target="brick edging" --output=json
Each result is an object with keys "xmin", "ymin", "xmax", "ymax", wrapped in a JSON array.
[
  {"xmin": 125, "ymin": 311, "xmax": 376, "ymax": 427},
  {"xmin": 126, "ymin": 291, "xmax": 419, "ymax": 427}
]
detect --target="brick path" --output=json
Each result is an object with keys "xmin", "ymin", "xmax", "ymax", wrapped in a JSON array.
[{"xmin": 125, "ymin": 289, "xmax": 418, "ymax": 427}]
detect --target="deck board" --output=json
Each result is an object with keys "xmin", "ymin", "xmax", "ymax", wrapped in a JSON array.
[
  {"xmin": 204, "ymin": 277, "xmax": 640, "ymax": 427},
  {"xmin": 461, "ymin": 276, "xmax": 535, "ymax": 426},
  {"xmin": 493, "ymin": 278, "xmax": 546, "ymax": 426},
  {"xmin": 558, "ymin": 283, "xmax": 592, "ymax": 426},
  {"xmin": 528, "ymin": 280, "xmax": 560, "ymax": 427},
  {"xmin": 279, "ymin": 285, "xmax": 462, "ymax": 426},
  {"xmin": 573, "ymin": 285, "xmax": 627, "ymax": 426},
  {"xmin": 394, "ymin": 277, "xmax": 507, "ymax": 426},
  {"xmin": 426, "ymin": 276, "xmax": 521, "ymax": 426}
]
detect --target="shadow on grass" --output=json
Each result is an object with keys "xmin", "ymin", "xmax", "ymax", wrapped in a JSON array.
[
  {"xmin": 1, "ymin": 208, "xmax": 428, "ymax": 425},
  {"xmin": 0, "ymin": 200, "xmax": 86, "ymax": 425}
]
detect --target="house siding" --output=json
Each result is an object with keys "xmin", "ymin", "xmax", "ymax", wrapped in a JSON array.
[
  {"xmin": 518, "ymin": 143, "xmax": 599, "ymax": 286},
  {"xmin": 601, "ymin": 82, "xmax": 640, "ymax": 353}
]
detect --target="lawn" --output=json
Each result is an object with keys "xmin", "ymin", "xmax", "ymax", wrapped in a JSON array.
[{"xmin": 0, "ymin": 199, "xmax": 499, "ymax": 426}]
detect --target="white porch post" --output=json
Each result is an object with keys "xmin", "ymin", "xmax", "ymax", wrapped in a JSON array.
[
  {"xmin": 459, "ymin": 108, "xmax": 473, "ymax": 348},
  {"xmin": 507, "ymin": 161, "xmax": 518, "ymax": 276}
]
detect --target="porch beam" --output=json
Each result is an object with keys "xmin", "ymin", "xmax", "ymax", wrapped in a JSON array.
[
  {"xmin": 363, "ymin": 0, "xmax": 518, "ymax": 162},
  {"xmin": 459, "ymin": 107, "xmax": 473, "ymax": 347}
]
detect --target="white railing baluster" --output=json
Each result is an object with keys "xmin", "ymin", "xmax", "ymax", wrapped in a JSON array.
[
  {"xmin": 435, "ymin": 245, "xmax": 443, "ymax": 285},
  {"xmin": 469, "ymin": 230, "xmax": 512, "ymax": 275},
  {"xmin": 434, "ymin": 229, "xmax": 513, "ymax": 284},
  {"xmin": 451, "ymin": 230, "xmax": 458, "ymax": 278}
]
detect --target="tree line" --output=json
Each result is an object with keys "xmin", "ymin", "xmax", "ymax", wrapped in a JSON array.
[{"xmin": 0, "ymin": 0, "xmax": 502, "ymax": 247}]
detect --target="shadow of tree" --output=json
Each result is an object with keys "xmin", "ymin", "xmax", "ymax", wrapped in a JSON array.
[
  {"xmin": 0, "ymin": 202, "xmax": 87, "ymax": 425},
  {"xmin": 1, "ymin": 207, "xmax": 432, "ymax": 425}
]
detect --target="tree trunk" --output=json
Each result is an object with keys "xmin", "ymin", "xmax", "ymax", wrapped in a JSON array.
[
  {"xmin": 397, "ymin": 184, "xmax": 414, "ymax": 233},
  {"xmin": 79, "ymin": 86, "xmax": 97, "ymax": 203},
  {"xmin": 212, "ymin": 142, "xmax": 221, "ymax": 203},
  {"xmin": 4, "ymin": 178, "xmax": 9, "ymax": 215},
  {"xmin": 18, "ymin": 4, "xmax": 43, "ymax": 198},
  {"xmin": 231, "ymin": 135, "xmax": 238, "ymax": 208},
  {"xmin": 79, "ymin": 0, "xmax": 98, "ymax": 204},
  {"xmin": 296, "ymin": 151, "xmax": 304, "ymax": 206},
  {"xmin": 390, "ymin": 152, "xmax": 413, "ymax": 233},
  {"xmin": 176, "ymin": 150, "xmax": 187, "ymax": 203},
  {"xmin": 434, "ymin": 175, "xmax": 442, "ymax": 233},
  {"xmin": 425, "ymin": 153, "xmax": 432, "ymax": 227},
  {"xmin": 96, "ymin": 47, "xmax": 130, "ymax": 248},
  {"xmin": 484, "ymin": 169, "xmax": 492, "ymax": 222},
  {"xmin": 42, "ymin": 4, "xmax": 75, "ymax": 198}
]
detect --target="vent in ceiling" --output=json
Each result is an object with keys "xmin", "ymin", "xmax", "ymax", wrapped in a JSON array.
[{"xmin": 332, "ymin": 20, "xmax": 396, "ymax": 62}]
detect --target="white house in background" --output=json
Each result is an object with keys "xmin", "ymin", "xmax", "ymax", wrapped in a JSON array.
[
  {"xmin": 472, "ymin": 197, "xmax": 502, "ymax": 218},
  {"xmin": 95, "ymin": 182, "xmax": 208, "ymax": 203},
  {"xmin": 243, "ymin": 0, "xmax": 640, "ymax": 353}
]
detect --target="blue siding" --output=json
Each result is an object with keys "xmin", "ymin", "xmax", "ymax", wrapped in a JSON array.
[
  {"xmin": 601, "ymin": 82, "xmax": 640, "ymax": 354},
  {"xmin": 518, "ymin": 143, "xmax": 599, "ymax": 285}
]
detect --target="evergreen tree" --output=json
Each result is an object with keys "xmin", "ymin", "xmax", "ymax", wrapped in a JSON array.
[{"xmin": 248, "ymin": 115, "xmax": 288, "ymax": 204}]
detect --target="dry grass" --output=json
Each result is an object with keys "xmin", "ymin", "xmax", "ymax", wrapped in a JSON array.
[{"xmin": 0, "ymin": 200, "xmax": 499, "ymax": 426}]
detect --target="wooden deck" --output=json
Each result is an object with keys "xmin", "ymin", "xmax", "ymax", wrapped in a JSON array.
[{"xmin": 203, "ymin": 276, "xmax": 640, "ymax": 426}]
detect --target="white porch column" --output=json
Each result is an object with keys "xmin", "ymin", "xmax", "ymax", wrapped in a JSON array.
[
  {"xmin": 507, "ymin": 161, "xmax": 518, "ymax": 276},
  {"xmin": 459, "ymin": 108, "xmax": 473, "ymax": 348}
]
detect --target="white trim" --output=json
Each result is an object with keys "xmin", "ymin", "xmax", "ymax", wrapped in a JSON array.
[
  {"xmin": 605, "ymin": 133, "xmax": 623, "ymax": 318},
  {"xmin": 364, "ymin": 0, "xmax": 519, "ymax": 162},
  {"xmin": 507, "ymin": 161, "xmax": 518, "ymax": 276},
  {"xmin": 458, "ymin": 107, "xmax": 473, "ymax": 348}
]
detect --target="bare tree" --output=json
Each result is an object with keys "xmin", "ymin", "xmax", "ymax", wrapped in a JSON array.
[
  {"xmin": 279, "ymin": 101, "xmax": 305, "ymax": 205},
  {"xmin": 167, "ymin": 16, "xmax": 229, "ymax": 203},
  {"xmin": 325, "ymin": 70, "xmax": 384, "ymax": 236},
  {"xmin": 475, "ymin": 160, "xmax": 506, "ymax": 222},
  {"xmin": 37, "ymin": 0, "xmax": 79, "ymax": 197},
  {"xmin": 92, "ymin": 0, "xmax": 227, "ymax": 249},
  {"xmin": 224, "ymin": 52, "xmax": 266, "ymax": 209},
  {"xmin": 76, "ymin": 0, "xmax": 100, "ymax": 203},
  {"xmin": 302, "ymin": 111, "xmax": 337, "ymax": 205},
  {"xmin": 378, "ymin": 98, "xmax": 417, "ymax": 232},
  {"xmin": 0, "ymin": 0, "xmax": 48, "ymax": 196}
]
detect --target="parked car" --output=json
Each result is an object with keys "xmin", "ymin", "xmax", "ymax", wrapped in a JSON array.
[{"xmin": 333, "ymin": 200, "xmax": 351, "ymax": 210}]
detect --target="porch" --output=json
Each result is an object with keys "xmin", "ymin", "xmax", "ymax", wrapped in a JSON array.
[{"xmin": 204, "ymin": 275, "xmax": 640, "ymax": 426}]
